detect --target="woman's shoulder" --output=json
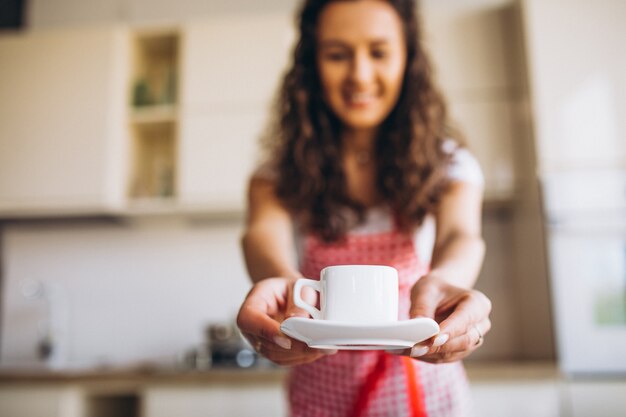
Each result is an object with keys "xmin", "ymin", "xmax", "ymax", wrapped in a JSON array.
[
  {"xmin": 442, "ymin": 139, "xmax": 484, "ymax": 187},
  {"xmin": 251, "ymin": 159, "xmax": 279, "ymax": 183}
]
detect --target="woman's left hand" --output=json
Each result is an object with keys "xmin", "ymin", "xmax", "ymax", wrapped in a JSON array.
[{"xmin": 397, "ymin": 274, "xmax": 492, "ymax": 363}]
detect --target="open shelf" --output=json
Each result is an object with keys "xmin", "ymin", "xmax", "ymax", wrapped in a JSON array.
[
  {"xmin": 128, "ymin": 30, "xmax": 180, "ymax": 204},
  {"xmin": 130, "ymin": 104, "xmax": 177, "ymax": 125},
  {"xmin": 128, "ymin": 122, "xmax": 177, "ymax": 199}
]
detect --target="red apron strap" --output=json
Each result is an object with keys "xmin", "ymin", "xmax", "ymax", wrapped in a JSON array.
[
  {"xmin": 402, "ymin": 356, "xmax": 428, "ymax": 417},
  {"xmin": 351, "ymin": 351, "xmax": 388, "ymax": 417}
]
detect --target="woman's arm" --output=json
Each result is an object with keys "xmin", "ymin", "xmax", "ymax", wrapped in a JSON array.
[
  {"xmin": 237, "ymin": 176, "xmax": 333, "ymax": 365},
  {"xmin": 429, "ymin": 181, "xmax": 486, "ymax": 288},
  {"xmin": 241, "ymin": 176, "xmax": 302, "ymax": 282},
  {"xmin": 404, "ymin": 180, "xmax": 492, "ymax": 363}
]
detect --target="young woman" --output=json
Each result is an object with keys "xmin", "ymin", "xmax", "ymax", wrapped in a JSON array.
[{"xmin": 237, "ymin": 0, "xmax": 492, "ymax": 416}]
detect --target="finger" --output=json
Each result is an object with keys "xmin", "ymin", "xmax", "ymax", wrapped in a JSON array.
[
  {"xmin": 390, "ymin": 345, "xmax": 469, "ymax": 363},
  {"xmin": 237, "ymin": 286, "xmax": 293, "ymax": 349},
  {"xmin": 259, "ymin": 340, "xmax": 336, "ymax": 358},
  {"xmin": 411, "ymin": 318, "xmax": 491, "ymax": 360},
  {"xmin": 436, "ymin": 291, "xmax": 491, "ymax": 341},
  {"xmin": 265, "ymin": 352, "xmax": 330, "ymax": 366},
  {"xmin": 417, "ymin": 350, "xmax": 469, "ymax": 364},
  {"xmin": 250, "ymin": 330, "xmax": 336, "ymax": 365},
  {"xmin": 256, "ymin": 341, "xmax": 337, "ymax": 366},
  {"xmin": 285, "ymin": 279, "xmax": 319, "ymax": 319},
  {"xmin": 471, "ymin": 318, "xmax": 490, "ymax": 348},
  {"xmin": 409, "ymin": 280, "xmax": 442, "ymax": 319},
  {"xmin": 387, "ymin": 347, "xmax": 411, "ymax": 356},
  {"xmin": 239, "ymin": 278, "xmax": 289, "ymax": 317}
]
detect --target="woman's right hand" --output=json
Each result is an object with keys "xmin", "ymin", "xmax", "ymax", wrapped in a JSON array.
[{"xmin": 236, "ymin": 277, "xmax": 335, "ymax": 366}]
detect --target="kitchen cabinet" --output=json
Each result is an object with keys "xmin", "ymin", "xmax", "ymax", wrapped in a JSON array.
[
  {"xmin": 126, "ymin": 28, "xmax": 180, "ymax": 204},
  {"xmin": 177, "ymin": 110, "xmax": 267, "ymax": 210},
  {"xmin": 0, "ymin": 386, "xmax": 83, "ymax": 417},
  {"xmin": 0, "ymin": 383, "xmax": 284, "ymax": 417},
  {"xmin": 3, "ymin": 364, "xmax": 625, "ymax": 417},
  {"xmin": 129, "ymin": 14, "xmax": 295, "ymax": 213},
  {"xmin": 28, "ymin": 0, "xmax": 125, "ymax": 29},
  {"xmin": 567, "ymin": 380, "xmax": 626, "ymax": 417},
  {"xmin": 176, "ymin": 14, "xmax": 294, "ymax": 211},
  {"xmin": 179, "ymin": 14, "xmax": 293, "ymax": 109},
  {"xmin": 0, "ymin": 13, "xmax": 294, "ymax": 218},
  {"xmin": 522, "ymin": 0, "xmax": 626, "ymax": 172},
  {"xmin": 143, "ymin": 384, "xmax": 286, "ymax": 417},
  {"xmin": 0, "ymin": 27, "xmax": 128, "ymax": 217},
  {"xmin": 0, "ymin": 369, "xmax": 287, "ymax": 417}
]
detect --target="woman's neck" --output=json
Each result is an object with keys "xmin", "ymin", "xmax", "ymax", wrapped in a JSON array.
[{"xmin": 342, "ymin": 128, "xmax": 377, "ymax": 165}]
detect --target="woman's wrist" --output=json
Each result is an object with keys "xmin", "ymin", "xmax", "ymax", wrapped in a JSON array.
[
  {"xmin": 422, "ymin": 268, "xmax": 476, "ymax": 289},
  {"xmin": 420, "ymin": 270, "xmax": 453, "ymax": 287}
]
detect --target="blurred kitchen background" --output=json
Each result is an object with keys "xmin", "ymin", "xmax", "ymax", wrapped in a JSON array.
[{"xmin": 0, "ymin": 0, "xmax": 624, "ymax": 416}]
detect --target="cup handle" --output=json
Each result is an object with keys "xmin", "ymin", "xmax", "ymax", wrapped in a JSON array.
[{"xmin": 293, "ymin": 278, "xmax": 322, "ymax": 320}]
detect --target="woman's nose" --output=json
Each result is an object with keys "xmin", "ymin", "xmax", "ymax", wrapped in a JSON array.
[{"xmin": 349, "ymin": 51, "xmax": 375, "ymax": 84}]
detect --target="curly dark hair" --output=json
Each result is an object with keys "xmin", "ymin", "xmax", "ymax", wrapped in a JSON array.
[{"xmin": 261, "ymin": 0, "xmax": 461, "ymax": 242}]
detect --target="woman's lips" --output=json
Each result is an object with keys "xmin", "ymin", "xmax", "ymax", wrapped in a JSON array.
[{"xmin": 344, "ymin": 91, "xmax": 377, "ymax": 108}]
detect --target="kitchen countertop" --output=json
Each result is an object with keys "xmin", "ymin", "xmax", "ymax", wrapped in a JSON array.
[
  {"xmin": 0, "ymin": 361, "xmax": 559, "ymax": 385},
  {"xmin": 0, "ymin": 365, "xmax": 287, "ymax": 386}
]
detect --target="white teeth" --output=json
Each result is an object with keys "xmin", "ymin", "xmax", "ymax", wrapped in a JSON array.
[{"xmin": 349, "ymin": 92, "xmax": 375, "ymax": 102}]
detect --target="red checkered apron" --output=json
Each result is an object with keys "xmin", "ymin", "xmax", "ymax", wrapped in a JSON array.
[{"xmin": 288, "ymin": 229, "xmax": 473, "ymax": 417}]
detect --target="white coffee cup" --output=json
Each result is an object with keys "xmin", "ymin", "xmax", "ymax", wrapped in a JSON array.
[{"xmin": 293, "ymin": 265, "xmax": 399, "ymax": 323}]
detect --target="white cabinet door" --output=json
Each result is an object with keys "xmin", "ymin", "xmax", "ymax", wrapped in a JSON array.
[
  {"xmin": 144, "ymin": 385, "xmax": 287, "ymax": 417},
  {"xmin": 0, "ymin": 27, "xmax": 128, "ymax": 216},
  {"xmin": 0, "ymin": 386, "xmax": 82, "ymax": 417},
  {"xmin": 522, "ymin": 0, "xmax": 626, "ymax": 172},
  {"xmin": 471, "ymin": 381, "xmax": 560, "ymax": 417},
  {"xmin": 28, "ymin": 0, "xmax": 125, "ymax": 29},
  {"xmin": 176, "ymin": 14, "xmax": 294, "ymax": 210},
  {"xmin": 177, "ymin": 109, "xmax": 265, "ymax": 211},
  {"xmin": 180, "ymin": 14, "xmax": 293, "ymax": 109},
  {"xmin": 568, "ymin": 381, "xmax": 626, "ymax": 417}
]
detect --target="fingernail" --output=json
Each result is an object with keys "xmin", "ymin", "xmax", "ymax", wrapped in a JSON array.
[
  {"xmin": 274, "ymin": 336, "xmax": 292, "ymax": 350},
  {"xmin": 411, "ymin": 345, "xmax": 430, "ymax": 357},
  {"xmin": 433, "ymin": 333, "xmax": 449, "ymax": 347},
  {"xmin": 322, "ymin": 349, "xmax": 338, "ymax": 355}
]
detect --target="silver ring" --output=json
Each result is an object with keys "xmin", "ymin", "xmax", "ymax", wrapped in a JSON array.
[{"xmin": 473, "ymin": 324, "xmax": 484, "ymax": 346}]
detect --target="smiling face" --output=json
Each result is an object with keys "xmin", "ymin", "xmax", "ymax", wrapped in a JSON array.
[{"xmin": 316, "ymin": 0, "xmax": 407, "ymax": 133}]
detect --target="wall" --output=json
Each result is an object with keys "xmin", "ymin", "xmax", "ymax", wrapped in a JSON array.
[{"xmin": 0, "ymin": 218, "xmax": 250, "ymax": 367}]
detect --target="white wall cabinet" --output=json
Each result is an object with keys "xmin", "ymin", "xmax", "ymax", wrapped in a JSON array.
[
  {"xmin": 0, "ymin": 27, "xmax": 128, "ymax": 217},
  {"xmin": 177, "ymin": 15, "xmax": 293, "ymax": 211},
  {"xmin": 0, "ymin": 386, "xmax": 83, "ymax": 417},
  {"xmin": 143, "ymin": 385, "xmax": 286, "ymax": 417},
  {"xmin": 2, "ymin": 371, "xmax": 625, "ymax": 417},
  {"xmin": 0, "ymin": 13, "xmax": 294, "ymax": 218},
  {"xmin": 0, "ymin": 374, "xmax": 287, "ymax": 417},
  {"xmin": 522, "ymin": 0, "xmax": 626, "ymax": 172},
  {"xmin": 180, "ymin": 15, "xmax": 293, "ymax": 109},
  {"xmin": 177, "ymin": 110, "xmax": 266, "ymax": 210}
]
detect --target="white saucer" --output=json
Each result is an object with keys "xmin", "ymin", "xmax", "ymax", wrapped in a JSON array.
[{"xmin": 280, "ymin": 317, "xmax": 439, "ymax": 350}]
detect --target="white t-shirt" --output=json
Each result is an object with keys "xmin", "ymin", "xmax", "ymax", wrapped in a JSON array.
[
  {"xmin": 346, "ymin": 144, "xmax": 484, "ymax": 266},
  {"xmin": 254, "ymin": 142, "xmax": 484, "ymax": 266}
]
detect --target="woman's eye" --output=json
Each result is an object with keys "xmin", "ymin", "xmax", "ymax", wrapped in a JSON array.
[
  {"xmin": 325, "ymin": 52, "xmax": 349, "ymax": 61},
  {"xmin": 371, "ymin": 49, "xmax": 387, "ymax": 59}
]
